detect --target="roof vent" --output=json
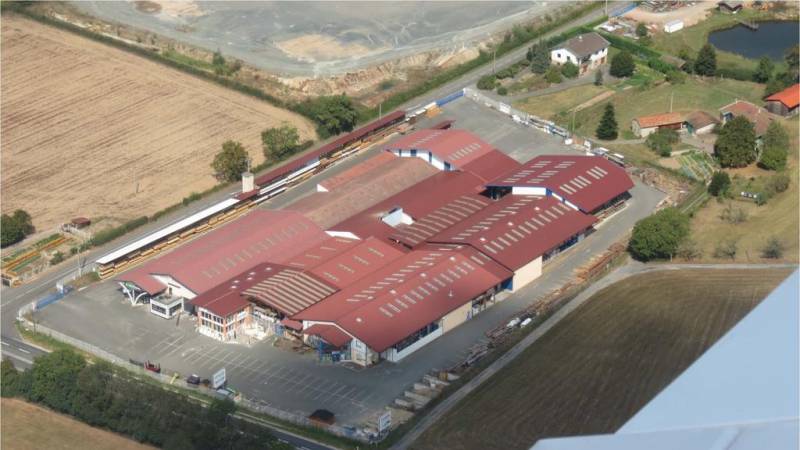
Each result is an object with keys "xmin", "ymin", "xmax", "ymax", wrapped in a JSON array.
[
  {"xmin": 449, "ymin": 256, "xmax": 456, "ymax": 261},
  {"xmin": 480, "ymin": 237, "xmax": 487, "ymax": 242},
  {"xmin": 356, "ymin": 317, "xmax": 363, "ymax": 323},
  {"xmin": 448, "ymin": 289, "xmax": 453, "ymax": 298},
  {"xmin": 421, "ymin": 273, "xmax": 427, "ymax": 278},
  {"xmin": 535, "ymin": 206, "xmax": 540, "ymax": 211},
  {"xmin": 508, "ymin": 221, "xmax": 514, "ymax": 226},
  {"xmin": 390, "ymin": 289, "xmax": 397, "ymax": 295}
]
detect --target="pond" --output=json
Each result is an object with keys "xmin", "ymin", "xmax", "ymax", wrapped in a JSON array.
[{"xmin": 708, "ymin": 20, "xmax": 799, "ymax": 61}]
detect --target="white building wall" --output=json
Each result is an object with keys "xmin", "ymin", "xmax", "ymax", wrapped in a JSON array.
[
  {"xmin": 551, "ymin": 48, "xmax": 579, "ymax": 65},
  {"xmin": 512, "ymin": 256, "xmax": 543, "ymax": 292}
]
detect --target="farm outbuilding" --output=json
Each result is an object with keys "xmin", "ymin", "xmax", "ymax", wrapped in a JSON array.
[
  {"xmin": 663, "ymin": 19, "xmax": 684, "ymax": 33},
  {"xmin": 684, "ymin": 111, "xmax": 719, "ymax": 135},
  {"xmin": 719, "ymin": 100, "xmax": 778, "ymax": 137},
  {"xmin": 631, "ymin": 112, "xmax": 684, "ymax": 137},
  {"xmin": 764, "ymin": 84, "xmax": 800, "ymax": 117}
]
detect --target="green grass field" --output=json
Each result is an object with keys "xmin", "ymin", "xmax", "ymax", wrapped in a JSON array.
[
  {"xmin": 514, "ymin": 84, "xmax": 609, "ymax": 121},
  {"xmin": 688, "ymin": 116, "xmax": 800, "ymax": 262},
  {"xmin": 571, "ymin": 77, "xmax": 763, "ymax": 138},
  {"xmin": 410, "ymin": 268, "xmax": 794, "ymax": 450}
]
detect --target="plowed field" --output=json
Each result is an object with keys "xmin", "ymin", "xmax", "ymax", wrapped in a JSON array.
[
  {"xmin": 1, "ymin": 15, "xmax": 316, "ymax": 231},
  {"xmin": 411, "ymin": 267, "xmax": 793, "ymax": 450}
]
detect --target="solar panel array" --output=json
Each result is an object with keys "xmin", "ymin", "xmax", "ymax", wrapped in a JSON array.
[{"xmin": 243, "ymin": 267, "xmax": 338, "ymax": 316}]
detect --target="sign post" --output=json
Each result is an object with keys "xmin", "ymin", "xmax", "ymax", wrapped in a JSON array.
[
  {"xmin": 212, "ymin": 367, "xmax": 226, "ymax": 390},
  {"xmin": 378, "ymin": 410, "xmax": 392, "ymax": 433}
]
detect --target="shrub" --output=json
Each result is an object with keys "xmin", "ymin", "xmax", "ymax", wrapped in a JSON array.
[
  {"xmin": 761, "ymin": 237, "xmax": 785, "ymax": 259},
  {"xmin": 707, "ymin": 171, "xmax": 731, "ymax": 197},
  {"xmin": 561, "ymin": 61, "xmax": 579, "ymax": 78},
  {"xmin": 477, "ymin": 74, "xmax": 498, "ymax": 90},
  {"xmin": 719, "ymin": 203, "xmax": 748, "ymax": 224},
  {"xmin": 645, "ymin": 128, "xmax": 679, "ymax": 156},
  {"xmin": 497, "ymin": 86, "xmax": 508, "ymax": 96},
  {"xmin": 628, "ymin": 207, "xmax": 690, "ymax": 261},
  {"xmin": 759, "ymin": 121, "xmax": 789, "ymax": 171},
  {"xmin": 713, "ymin": 238, "xmax": 738, "ymax": 260},
  {"xmin": 594, "ymin": 69, "xmax": 603, "ymax": 86},
  {"xmin": 677, "ymin": 238, "xmax": 703, "ymax": 261},
  {"xmin": 545, "ymin": 66, "xmax": 563, "ymax": 84},
  {"xmin": 666, "ymin": 69, "xmax": 686, "ymax": 84},
  {"xmin": 610, "ymin": 51, "xmax": 635, "ymax": 77},
  {"xmin": 768, "ymin": 173, "xmax": 791, "ymax": 194},
  {"xmin": 50, "ymin": 251, "xmax": 66, "ymax": 265}
]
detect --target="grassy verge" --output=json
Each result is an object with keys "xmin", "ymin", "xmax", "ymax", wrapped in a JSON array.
[
  {"xmin": 515, "ymin": 84, "xmax": 609, "ymax": 121},
  {"xmin": 410, "ymin": 267, "xmax": 794, "ymax": 450}
]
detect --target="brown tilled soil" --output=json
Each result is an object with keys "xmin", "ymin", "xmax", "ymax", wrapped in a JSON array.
[{"xmin": 1, "ymin": 14, "xmax": 316, "ymax": 232}]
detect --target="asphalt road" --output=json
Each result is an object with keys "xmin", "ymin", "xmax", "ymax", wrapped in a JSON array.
[{"xmin": 0, "ymin": 335, "xmax": 47, "ymax": 370}]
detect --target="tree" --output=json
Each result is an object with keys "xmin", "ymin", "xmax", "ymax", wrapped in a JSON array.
[
  {"xmin": 298, "ymin": 95, "xmax": 358, "ymax": 138},
  {"xmin": 261, "ymin": 123, "xmax": 299, "ymax": 161},
  {"xmin": 545, "ymin": 66, "xmax": 563, "ymax": 84},
  {"xmin": 759, "ymin": 121, "xmax": 789, "ymax": 170},
  {"xmin": 707, "ymin": 171, "xmax": 731, "ymax": 197},
  {"xmin": 211, "ymin": 140, "xmax": 249, "ymax": 183},
  {"xmin": 207, "ymin": 398, "xmax": 236, "ymax": 425},
  {"xmin": 764, "ymin": 77, "xmax": 788, "ymax": 97},
  {"xmin": 497, "ymin": 86, "xmax": 508, "ymax": 96},
  {"xmin": 28, "ymin": 349, "xmax": 86, "ymax": 413},
  {"xmin": 677, "ymin": 238, "xmax": 702, "ymax": 261},
  {"xmin": 636, "ymin": 22, "xmax": 648, "ymax": 38},
  {"xmin": 561, "ymin": 61, "xmax": 579, "ymax": 78},
  {"xmin": 694, "ymin": 44, "xmax": 717, "ymax": 76},
  {"xmin": 713, "ymin": 238, "xmax": 738, "ymax": 260},
  {"xmin": 720, "ymin": 203, "xmax": 748, "ymax": 224},
  {"xmin": 477, "ymin": 74, "xmax": 496, "ymax": 90},
  {"xmin": 753, "ymin": 56, "xmax": 774, "ymax": 83},
  {"xmin": 12, "ymin": 210, "xmax": 34, "ymax": 235},
  {"xmin": 761, "ymin": 237, "xmax": 785, "ymax": 259},
  {"xmin": 714, "ymin": 116, "xmax": 757, "ymax": 167},
  {"xmin": 212, "ymin": 49, "xmax": 225, "ymax": 66},
  {"xmin": 1, "ymin": 358, "xmax": 22, "ymax": 397},
  {"xmin": 1, "ymin": 214, "xmax": 24, "ymax": 248},
  {"xmin": 594, "ymin": 69, "xmax": 604, "ymax": 86},
  {"xmin": 645, "ymin": 128, "xmax": 679, "ymax": 156},
  {"xmin": 785, "ymin": 45, "xmax": 799, "ymax": 72},
  {"xmin": 529, "ymin": 41, "xmax": 551, "ymax": 74},
  {"xmin": 610, "ymin": 51, "xmax": 635, "ymax": 78},
  {"xmin": 595, "ymin": 103, "xmax": 618, "ymax": 140},
  {"xmin": 629, "ymin": 207, "xmax": 690, "ymax": 261}
]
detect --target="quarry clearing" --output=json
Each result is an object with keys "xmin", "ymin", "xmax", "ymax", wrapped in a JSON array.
[{"xmin": 1, "ymin": 15, "xmax": 316, "ymax": 232}]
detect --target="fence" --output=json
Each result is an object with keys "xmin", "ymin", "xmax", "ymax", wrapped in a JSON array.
[
  {"xmin": 435, "ymin": 90, "xmax": 465, "ymax": 107},
  {"xmin": 16, "ymin": 316, "xmax": 371, "ymax": 443},
  {"xmin": 463, "ymin": 88, "xmax": 571, "ymax": 138}
]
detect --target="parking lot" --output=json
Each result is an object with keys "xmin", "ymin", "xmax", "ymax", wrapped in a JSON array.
[{"xmin": 35, "ymin": 97, "xmax": 666, "ymax": 427}]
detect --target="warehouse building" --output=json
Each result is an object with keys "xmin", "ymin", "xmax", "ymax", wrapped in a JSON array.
[
  {"xmin": 388, "ymin": 129, "xmax": 497, "ymax": 171},
  {"xmin": 428, "ymin": 195, "xmax": 597, "ymax": 291},
  {"xmin": 487, "ymin": 155, "xmax": 634, "ymax": 216}
]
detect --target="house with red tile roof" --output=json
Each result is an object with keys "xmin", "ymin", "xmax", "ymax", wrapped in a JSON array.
[{"xmin": 631, "ymin": 112, "xmax": 685, "ymax": 137}]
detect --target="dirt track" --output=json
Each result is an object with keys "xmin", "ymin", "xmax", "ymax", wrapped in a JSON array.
[{"xmin": 1, "ymin": 15, "xmax": 316, "ymax": 232}]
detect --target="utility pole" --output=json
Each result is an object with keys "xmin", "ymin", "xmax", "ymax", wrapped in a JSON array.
[
  {"xmin": 492, "ymin": 48, "xmax": 497, "ymax": 74},
  {"xmin": 669, "ymin": 91, "xmax": 674, "ymax": 112},
  {"xmin": 379, "ymin": 102, "xmax": 382, "ymax": 119}
]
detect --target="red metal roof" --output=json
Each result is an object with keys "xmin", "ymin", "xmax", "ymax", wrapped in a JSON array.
[
  {"xmin": 390, "ymin": 194, "xmax": 492, "ymax": 248},
  {"xmin": 304, "ymin": 324, "xmax": 352, "ymax": 348},
  {"xmin": 329, "ymin": 171, "xmax": 487, "ymax": 241},
  {"xmin": 331, "ymin": 245, "xmax": 511, "ymax": 353},
  {"xmin": 765, "ymin": 83, "xmax": 800, "ymax": 109},
  {"xmin": 461, "ymin": 149, "xmax": 523, "ymax": 183},
  {"xmin": 317, "ymin": 152, "xmax": 395, "ymax": 192},
  {"xmin": 488, "ymin": 155, "xmax": 634, "ymax": 213},
  {"xmin": 281, "ymin": 318, "xmax": 303, "ymax": 331},
  {"xmin": 284, "ymin": 236, "xmax": 362, "ymax": 271},
  {"xmin": 124, "ymin": 210, "xmax": 329, "ymax": 296},
  {"xmin": 429, "ymin": 195, "xmax": 597, "ymax": 271},
  {"xmin": 286, "ymin": 157, "xmax": 436, "ymax": 228},
  {"xmin": 117, "ymin": 268, "xmax": 166, "ymax": 295},
  {"xmin": 242, "ymin": 265, "xmax": 338, "ymax": 316},
  {"xmin": 309, "ymin": 237, "xmax": 406, "ymax": 289},
  {"xmin": 388, "ymin": 129, "xmax": 494, "ymax": 168},
  {"xmin": 254, "ymin": 110, "xmax": 405, "ymax": 187},
  {"xmin": 189, "ymin": 266, "xmax": 264, "ymax": 317}
]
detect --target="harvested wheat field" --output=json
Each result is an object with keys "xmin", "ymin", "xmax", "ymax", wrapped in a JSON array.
[
  {"xmin": 1, "ymin": 398, "xmax": 155, "ymax": 450},
  {"xmin": 1, "ymin": 14, "xmax": 316, "ymax": 232},
  {"xmin": 412, "ymin": 267, "xmax": 794, "ymax": 450}
]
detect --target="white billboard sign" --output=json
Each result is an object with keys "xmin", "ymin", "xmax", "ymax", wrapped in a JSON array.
[
  {"xmin": 378, "ymin": 411, "xmax": 392, "ymax": 433},
  {"xmin": 212, "ymin": 367, "xmax": 226, "ymax": 389}
]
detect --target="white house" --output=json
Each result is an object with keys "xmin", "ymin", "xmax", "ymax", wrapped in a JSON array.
[
  {"xmin": 550, "ymin": 32, "xmax": 610, "ymax": 75},
  {"xmin": 664, "ymin": 19, "xmax": 684, "ymax": 33}
]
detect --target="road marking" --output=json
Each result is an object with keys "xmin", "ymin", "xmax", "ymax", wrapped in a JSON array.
[
  {"xmin": 1, "ymin": 341, "xmax": 8, "ymax": 346},
  {"xmin": 16, "ymin": 347, "xmax": 31, "ymax": 354}
]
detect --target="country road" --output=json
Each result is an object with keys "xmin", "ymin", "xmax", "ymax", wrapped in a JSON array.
[{"xmin": 390, "ymin": 261, "xmax": 798, "ymax": 450}]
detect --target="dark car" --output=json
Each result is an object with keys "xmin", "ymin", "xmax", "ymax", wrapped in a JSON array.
[{"xmin": 186, "ymin": 374, "xmax": 201, "ymax": 385}]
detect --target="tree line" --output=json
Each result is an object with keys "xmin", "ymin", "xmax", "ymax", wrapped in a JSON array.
[
  {"xmin": 1, "ymin": 209, "xmax": 34, "ymax": 248},
  {"xmin": 1, "ymin": 350, "xmax": 291, "ymax": 450}
]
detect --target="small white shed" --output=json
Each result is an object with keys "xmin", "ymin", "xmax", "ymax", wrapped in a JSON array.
[{"xmin": 664, "ymin": 20, "xmax": 684, "ymax": 34}]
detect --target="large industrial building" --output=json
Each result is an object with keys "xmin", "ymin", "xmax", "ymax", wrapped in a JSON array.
[{"xmin": 115, "ymin": 128, "xmax": 635, "ymax": 366}]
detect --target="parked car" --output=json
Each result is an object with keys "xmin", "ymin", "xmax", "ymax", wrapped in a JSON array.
[{"xmin": 186, "ymin": 374, "xmax": 201, "ymax": 385}]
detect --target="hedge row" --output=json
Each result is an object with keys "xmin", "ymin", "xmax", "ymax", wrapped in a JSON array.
[{"xmin": 89, "ymin": 216, "xmax": 148, "ymax": 247}]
